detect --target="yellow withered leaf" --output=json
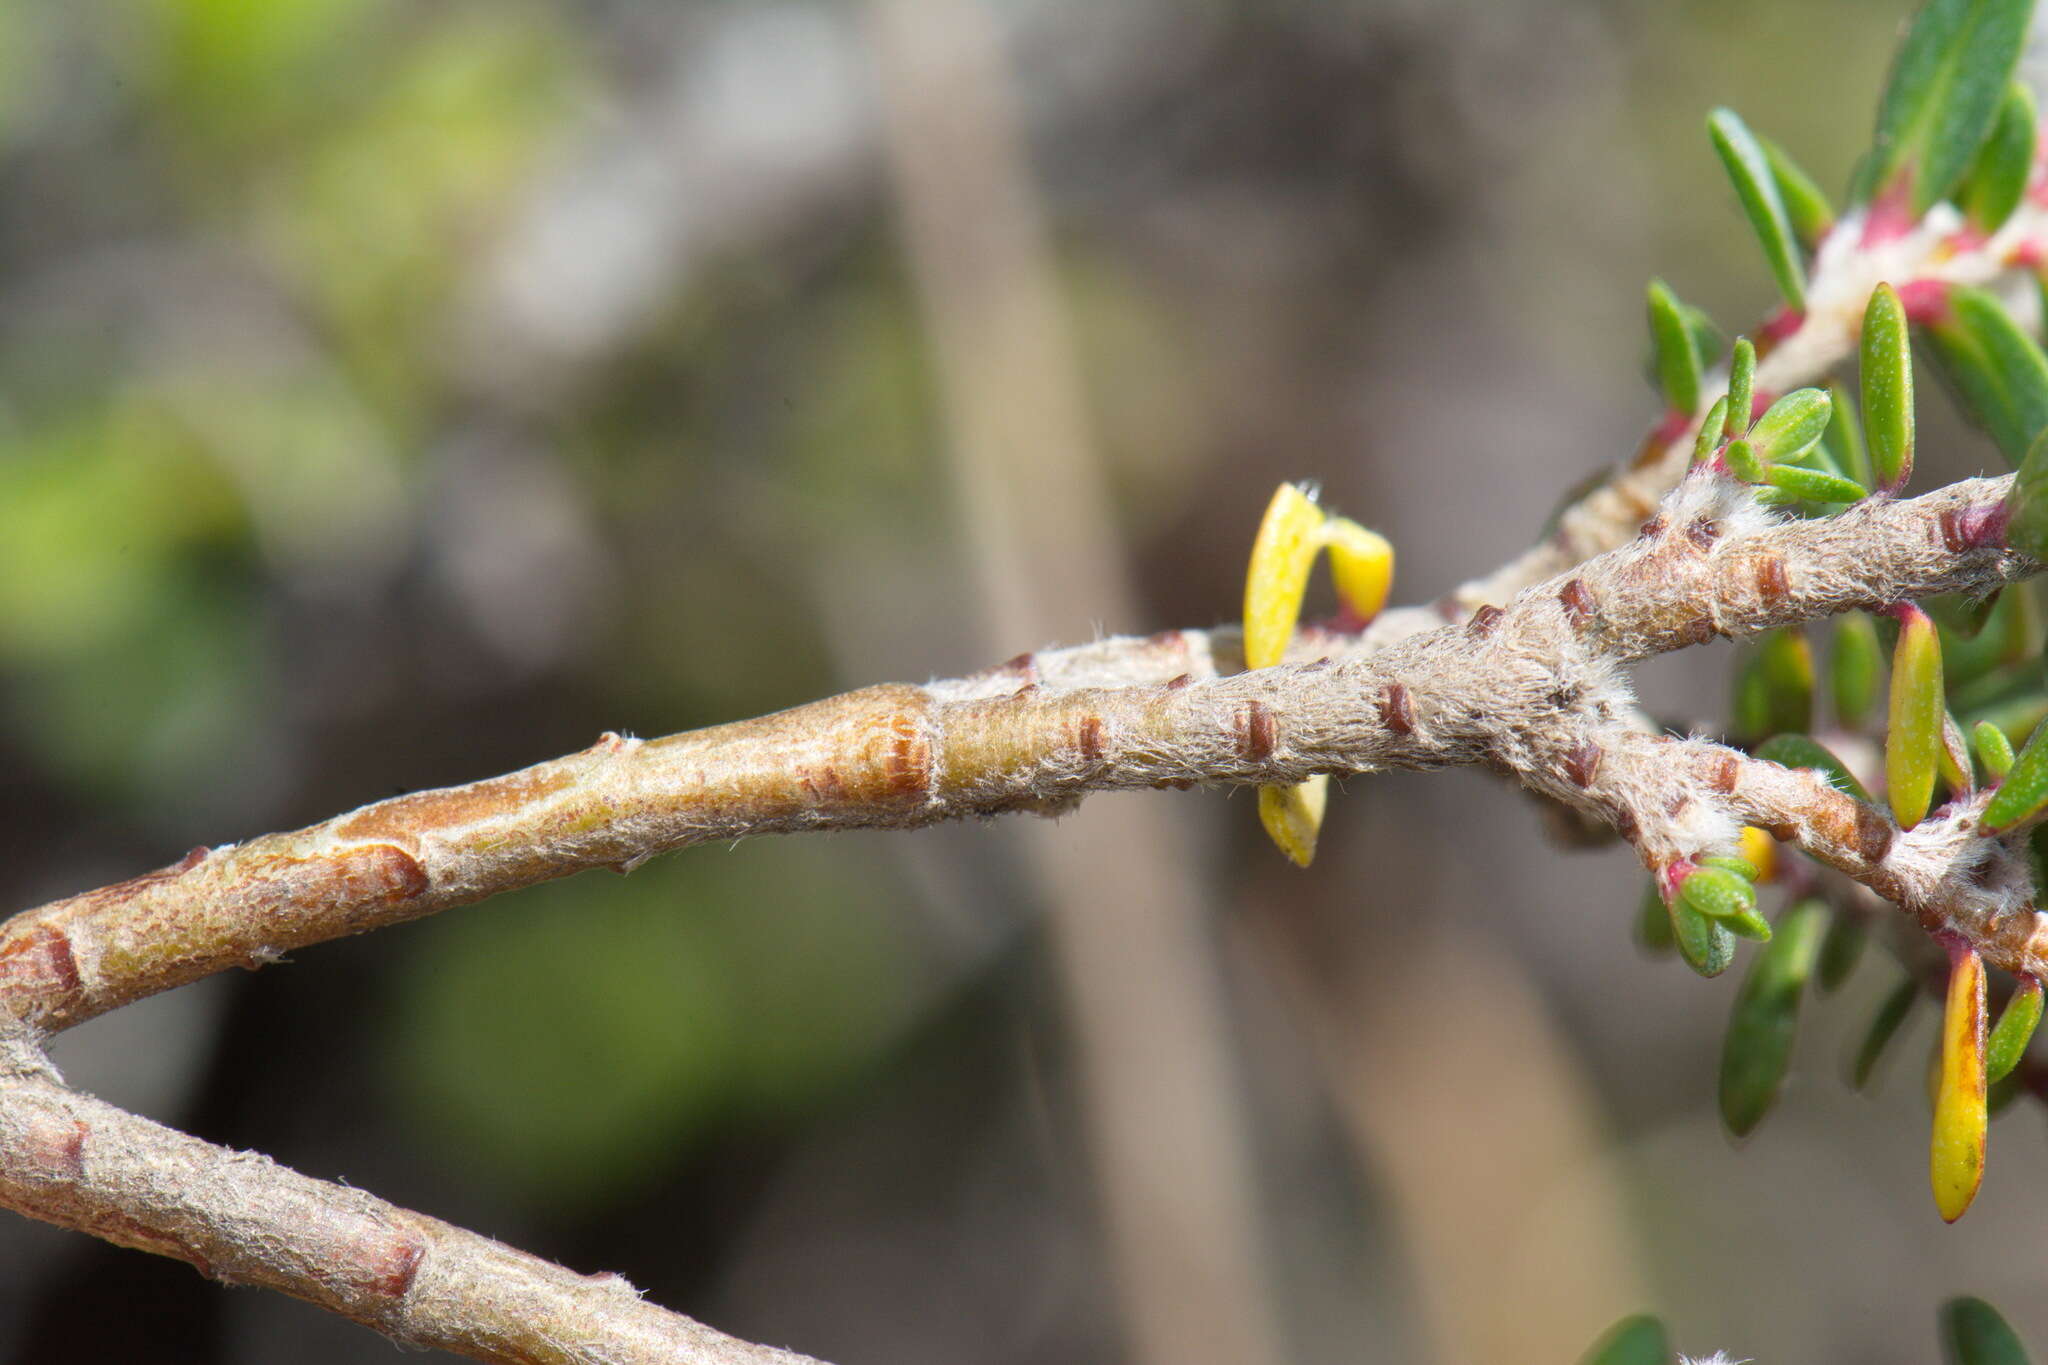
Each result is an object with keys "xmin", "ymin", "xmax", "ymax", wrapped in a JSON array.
[
  {"xmin": 1737, "ymin": 826, "xmax": 1777, "ymax": 883},
  {"xmin": 1932, "ymin": 945, "xmax": 1989, "ymax": 1223},
  {"xmin": 1258, "ymin": 775, "xmax": 1329, "ymax": 868},
  {"xmin": 1243, "ymin": 483, "xmax": 1326, "ymax": 671},
  {"xmin": 1242, "ymin": 485, "xmax": 1393, "ymax": 868},
  {"xmin": 1321, "ymin": 516, "xmax": 1394, "ymax": 624}
]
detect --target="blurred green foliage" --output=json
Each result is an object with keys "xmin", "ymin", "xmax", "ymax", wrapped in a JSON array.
[
  {"xmin": 387, "ymin": 836, "xmax": 915, "ymax": 1209},
  {"xmin": 0, "ymin": 0, "xmax": 587, "ymax": 808}
]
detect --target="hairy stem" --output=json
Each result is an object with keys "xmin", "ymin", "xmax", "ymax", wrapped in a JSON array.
[
  {"xmin": 0, "ymin": 1037, "xmax": 818, "ymax": 1365},
  {"xmin": 2, "ymin": 473, "xmax": 2033, "ymax": 1038}
]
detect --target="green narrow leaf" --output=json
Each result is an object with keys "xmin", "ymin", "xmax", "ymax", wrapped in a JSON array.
[
  {"xmin": 1636, "ymin": 879, "xmax": 1675, "ymax": 953},
  {"xmin": 1749, "ymin": 388, "xmax": 1833, "ymax": 464},
  {"xmin": 1947, "ymin": 642, "xmax": 2037, "ymax": 707},
  {"xmin": 1754, "ymin": 733, "xmax": 1874, "ymax": 802},
  {"xmin": 1788, "ymin": 427, "xmax": 1848, "ymax": 475},
  {"xmin": 1579, "ymin": 1314, "xmax": 1672, "ymax": 1365},
  {"xmin": 1961, "ymin": 81, "xmax": 2039, "ymax": 235},
  {"xmin": 2007, "ymin": 424, "xmax": 2048, "ymax": 560},
  {"xmin": 1817, "ymin": 907, "xmax": 1869, "ymax": 993},
  {"xmin": 1888, "ymin": 602, "xmax": 1946, "ymax": 828},
  {"xmin": 1942, "ymin": 710, "xmax": 1977, "ymax": 797},
  {"xmin": 1757, "ymin": 628, "xmax": 1816, "ymax": 735},
  {"xmin": 1709, "ymin": 108, "xmax": 1808, "ymax": 308},
  {"xmin": 1943, "ymin": 587, "xmax": 2007, "ymax": 646},
  {"xmin": 1648, "ymin": 280, "xmax": 1704, "ymax": 415},
  {"xmin": 1720, "ymin": 900, "xmax": 1828, "ymax": 1136},
  {"xmin": 1986, "ymin": 976, "xmax": 2042, "ymax": 1082},
  {"xmin": 1726, "ymin": 337, "xmax": 1756, "ymax": 439},
  {"xmin": 1731, "ymin": 643, "xmax": 1774, "ymax": 741},
  {"xmin": 1724, "ymin": 904, "xmax": 1774, "ymax": 942},
  {"xmin": 1862, "ymin": 283, "xmax": 1916, "ymax": 490},
  {"xmin": 1691, "ymin": 396, "xmax": 1728, "ymax": 464},
  {"xmin": 1866, "ymin": 0, "xmax": 2034, "ymax": 216},
  {"xmin": 1921, "ymin": 284, "xmax": 2048, "ymax": 464},
  {"xmin": 1940, "ymin": 1295, "xmax": 2033, "ymax": 1365},
  {"xmin": 1847, "ymin": 146, "xmax": 1879, "ymax": 206},
  {"xmin": 1764, "ymin": 463, "xmax": 1869, "ymax": 504},
  {"xmin": 1854, "ymin": 976, "xmax": 1921, "ymax": 1089},
  {"xmin": 1936, "ymin": 594, "xmax": 2029, "ymax": 694},
  {"xmin": 1833, "ymin": 611, "xmax": 1885, "ymax": 728},
  {"xmin": 1681, "ymin": 303, "xmax": 1725, "ymax": 373},
  {"xmin": 1971, "ymin": 691, "xmax": 2048, "ymax": 757},
  {"xmin": 1982, "ymin": 716, "xmax": 2048, "ymax": 831},
  {"xmin": 1874, "ymin": 608, "xmax": 1903, "ymax": 655},
  {"xmin": 2000, "ymin": 582, "xmax": 2042, "ymax": 662},
  {"xmin": 1670, "ymin": 890, "xmax": 1738, "ymax": 978},
  {"xmin": 1976, "ymin": 717, "xmax": 2018, "ymax": 777},
  {"xmin": 1760, "ymin": 133, "xmax": 1836, "ymax": 249},
  {"xmin": 1723, "ymin": 436, "xmax": 1764, "ymax": 483},
  {"xmin": 1950, "ymin": 663, "xmax": 2047, "ymax": 730},
  {"xmin": 1681, "ymin": 864, "xmax": 1758, "ymax": 921},
  {"xmin": 1826, "ymin": 383, "xmax": 1873, "ymax": 489}
]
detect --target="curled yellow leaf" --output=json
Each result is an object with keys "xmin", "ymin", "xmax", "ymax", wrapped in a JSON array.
[
  {"xmin": 1243, "ymin": 483, "xmax": 1326, "ymax": 671},
  {"xmin": 1242, "ymin": 485, "xmax": 1388, "ymax": 867},
  {"xmin": 1258, "ymin": 775, "xmax": 1328, "ymax": 868},
  {"xmin": 1321, "ymin": 516, "xmax": 1394, "ymax": 625}
]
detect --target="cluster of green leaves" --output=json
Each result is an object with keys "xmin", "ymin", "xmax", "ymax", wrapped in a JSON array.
[
  {"xmin": 1580, "ymin": 1296, "xmax": 2034, "ymax": 1365},
  {"xmin": 1690, "ymin": 356, "xmax": 1868, "ymax": 505},
  {"xmin": 1656, "ymin": 391, "xmax": 2048, "ymax": 1217},
  {"xmin": 1628, "ymin": 0, "xmax": 2048, "ymax": 1230}
]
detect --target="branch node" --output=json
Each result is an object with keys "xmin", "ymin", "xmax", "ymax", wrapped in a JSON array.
[
  {"xmin": 1562, "ymin": 742, "xmax": 1603, "ymax": 788},
  {"xmin": 1232, "ymin": 702, "xmax": 1279, "ymax": 763},
  {"xmin": 1559, "ymin": 577, "xmax": 1598, "ymax": 629},
  {"xmin": 1377, "ymin": 682, "xmax": 1415, "ymax": 735}
]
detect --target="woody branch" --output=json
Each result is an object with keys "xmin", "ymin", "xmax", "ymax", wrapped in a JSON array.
[
  {"xmin": 0, "ymin": 478, "xmax": 2036, "ymax": 1365},
  {"xmin": 2, "ymin": 470, "xmax": 2035, "ymax": 1047},
  {"xmin": 0, "ymin": 1036, "xmax": 821, "ymax": 1365}
]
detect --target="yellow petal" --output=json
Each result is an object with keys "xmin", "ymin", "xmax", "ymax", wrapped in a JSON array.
[
  {"xmin": 1243, "ymin": 483, "xmax": 1325, "ymax": 670},
  {"xmin": 1258, "ymin": 776, "xmax": 1328, "ymax": 867},
  {"xmin": 1932, "ymin": 946, "xmax": 1988, "ymax": 1222},
  {"xmin": 1737, "ymin": 826, "xmax": 1777, "ymax": 884},
  {"xmin": 1321, "ymin": 516, "xmax": 1394, "ymax": 624}
]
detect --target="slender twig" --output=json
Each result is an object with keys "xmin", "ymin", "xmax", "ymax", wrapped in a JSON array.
[{"xmin": 0, "ymin": 1033, "xmax": 820, "ymax": 1365}]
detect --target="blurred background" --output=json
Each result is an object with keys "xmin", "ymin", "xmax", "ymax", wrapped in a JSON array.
[{"xmin": 0, "ymin": 0, "xmax": 2041, "ymax": 1361}]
